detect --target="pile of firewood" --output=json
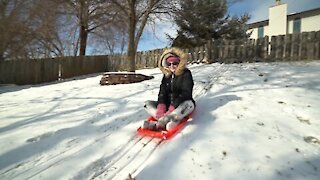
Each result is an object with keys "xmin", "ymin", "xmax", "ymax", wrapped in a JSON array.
[{"xmin": 100, "ymin": 72, "xmax": 154, "ymax": 85}]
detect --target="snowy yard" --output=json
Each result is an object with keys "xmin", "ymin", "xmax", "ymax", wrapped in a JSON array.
[{"xmin": 0, "ymin": 61, "xmax": 319, "ymax": 180}]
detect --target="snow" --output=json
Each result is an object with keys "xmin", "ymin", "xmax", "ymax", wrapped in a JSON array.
[{"xmin": 1, "ymin": 61, "xmax": 320, "ymax": 180}]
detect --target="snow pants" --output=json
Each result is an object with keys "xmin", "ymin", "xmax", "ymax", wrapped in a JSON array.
[{"xmin": 144, "ymin": 100, "xmax": 195, "ymax": 123}]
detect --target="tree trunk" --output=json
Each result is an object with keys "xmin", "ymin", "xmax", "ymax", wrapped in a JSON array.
[
  {"xmin": 128, "ymin": 19, "xmax": 136, "ymax": 71},
  {"xmin": 127, "ymin": 0, "xmax": 136, "ymax": 72},
  {"xmin": 79, "ymin": 0, "xmax": 88, "ymax": 56},
  {"xmin": 79, "ymin": 25, "xmax": 88, "ymax": 56}
]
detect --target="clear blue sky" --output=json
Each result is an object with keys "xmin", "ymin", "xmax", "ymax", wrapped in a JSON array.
[{"xmin": 138, "ymin": 0, "xmax": 320, "ymax": 51}]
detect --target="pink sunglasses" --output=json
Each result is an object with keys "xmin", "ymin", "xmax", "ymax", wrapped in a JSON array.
[{"xmin": 167, "ymin": 62, "xmax": 179, "ymax": 66}]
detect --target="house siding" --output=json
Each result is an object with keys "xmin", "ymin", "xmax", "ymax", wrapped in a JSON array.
[{"xmin": 247, "ymin": 6, "xmax": 320, "ymax": 39}]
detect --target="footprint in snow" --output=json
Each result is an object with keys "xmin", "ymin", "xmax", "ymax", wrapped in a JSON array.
[
  {"xmin": 26, "ymin": 132, "xmax": 54, "ymax": 143},
  {"xmin": 296, "ymin": 116, "xmax": 311, "ymax": 125},
  {"xmin": 303, "ymin": 136, "xmax": 320, "ymax": 145}
]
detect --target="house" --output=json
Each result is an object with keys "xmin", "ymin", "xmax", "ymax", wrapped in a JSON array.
[{"xmin": 247, "ymin": 0, "xmax": 320, "ymax": 39}]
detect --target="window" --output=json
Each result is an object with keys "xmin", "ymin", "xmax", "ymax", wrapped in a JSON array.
[
  {"xmin": 258, "ymin": 26, "xmax": 264, "ymax": 38},
  {"xmin": 293, "ymin": 18, "xmax": 301, "ymax": 33}
]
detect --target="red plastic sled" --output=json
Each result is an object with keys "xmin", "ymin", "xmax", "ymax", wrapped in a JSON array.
[{"xmin": 137, "ymin": 113, "xmax": 193, "ymax": 139}]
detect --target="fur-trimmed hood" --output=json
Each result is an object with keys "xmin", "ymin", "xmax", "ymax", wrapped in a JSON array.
[{"xmin": 158, "ymin": 47, "xmax": 188, "ymax": 77}]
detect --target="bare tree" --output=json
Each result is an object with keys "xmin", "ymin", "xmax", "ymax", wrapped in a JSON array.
[
  {"xmin": 1, "ymin": 0, "xmax": 129, "ymax": 60},
  {"xmin": 111, "ymin": 0, "xmax": 176, "ymax": 72},
  {"xmin": 90, "ymin": 22, "xmax": 127, "ymax": 55},
  {"xmin": 1, "ymin": 0, "xmax": 175, "ymax": 62},
  {"xmin": 0, "ymin": 0, "xmax": 33, "ymax": 60},
  {"xmin": 56, "ymin": 0, "xmax": 121, "ymax": 56},
  {"xmin": 0, "ymin": 0, "xmax": 66, "ymax": 60},
  {"xmin": 27, "ymin": 1, "xmax": 65, "ymax": 58}
]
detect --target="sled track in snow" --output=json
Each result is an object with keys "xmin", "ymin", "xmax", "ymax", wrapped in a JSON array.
[
  {"xmin": 89, "ymin": 135, "xmax": 164, "ymax": 180},
  {"xmin": 0, "ymin": 122, "xmax": 132, "ymax": 180},
  {"xmin": 193, "ymin": 63, "xmax": 229, "ymax": 99},
  {"xmin": 1, "ymin": 136, "xmax": 111, "ymax": 179}
]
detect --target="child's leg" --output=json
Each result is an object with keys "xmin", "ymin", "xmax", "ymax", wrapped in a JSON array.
[
  {"xmin": 170, "ymin": 100, "xmax": 195, "ymax": 123},
  {"xmin": 144, "ymin": 100, "xmax": 158, "ymax": 118},
  {"xmin": 158, "ymin": 100, "xmax": 195, "ymax": 130},
  {"xmin": 142, "ymin": 100, "xmax": 158, "ymax": 130}
]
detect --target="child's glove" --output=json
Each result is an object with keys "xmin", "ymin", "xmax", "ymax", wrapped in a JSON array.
[
  {"xmin": 168, "ymin": 104, "xmax": 175, "ymax": 113},
  {"xmin": 165, "ymin": 104, "xmax": 175, "ymax": 116}
]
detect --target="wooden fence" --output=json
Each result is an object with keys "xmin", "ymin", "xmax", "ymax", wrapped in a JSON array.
[
  {"xmin": 0, "ymin": 58, "xmax": 59, "ymax": 85},
  {"xmin": 0, "ymin": 31, "xmax": 319, "ymax": 85},
  {"xmin": 111, "ymin": 30, "xmax": 320, "ymax": 66},
  {"xmin": 0, "ymin": 56, "xmax": 108, "ymax": 85},
  {"xmin": 204, "ymin": 31, "xmax": 320, "ymax": 63},
  {"xmin": 59, "ymin": 55, "xmax": 108, "ymax": 79}
]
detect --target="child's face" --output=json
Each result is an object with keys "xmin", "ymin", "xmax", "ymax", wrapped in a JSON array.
[{"xmin": 167, "ymin": 61, "xmax": 179, "ymax": 72}]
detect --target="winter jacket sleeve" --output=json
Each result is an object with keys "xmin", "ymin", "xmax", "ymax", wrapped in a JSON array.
[
  {"xmin": 158, "ymin": 75, "xmax": 169, "ymax": 105},
  {"xmin": 172, "ymin": 69, "xmax": 194, "ymax": 107}
]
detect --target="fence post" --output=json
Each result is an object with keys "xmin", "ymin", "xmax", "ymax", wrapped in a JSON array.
[
  {"xmin": 199, "ymin": 45, "xmax": 204, "ymax": 62},
  {"xmin": 248, "ymin": 39, "xmax": 255, "ymax": 62},
  {"xmin": 135, "ymin": 51, "xmax": 140, "ymax": 68},
  {"xmin": 143, "ymin": 51, "xmax": 148, "ymax": 68},
  {"xmin": 315, "ymin": 31, "xmax": 320, "ymax": 59},
  {"xmin": 156, "ymin": 49, "xmax": 162, "ymax": 67},
  {"xmin": 195, "ymin": 46, "xmax": 200, "ymax": 62},
  {"xmin": 253, "ymin": 38, "xmax": 258, "ymax": 61},
  {"xmin": 204, "ymin": 40, "xmax": 212, "ymax": 63},
  {"xmin": 151, "ymin": 50, "xmax": 155, "ymax": 67},
  {"xmin": 154, "ymin": 50, "xmax": 158, "ymax": 67},
  {"xmin": 189, "ymin": 48, "xmax": 195, "ymax": 62},
  {"xmin": 262, "ymin": 36, "xmax": 269, "ymax": 61},
  {"xmin": 284, "ymin": 34, "xmax": 292, "ymax": 61},
  {"xmin": 307, "ymin": 31, "xmax": 316, "ymax": 60},
  {"xmin": 257, "ymin": 38, "xmax": 266, "ymax": 62},
  {"xmin": 276, "ymin": 35, "xmax": 285, "ymax": 61},
  {"xmin": 291, "ymin": 33, "xmax": 300, "ymax": 61},
  {"xmin": 229, "ymin": 40, "xmax": 236, "ymax": 62},
  {"xmin": 212, "ymin": 40, "xmax": 218, "ymax": 62},
  {"xmin": 184, "ymin": 48, "xmax": 190, "ymax": 62},
  {"xmin": 221, "ymin": 39, "xmax": 227, "ymax": 62},
  {"xmin": 242, "ymin": 39, "xmax": 247, "ymax": 62},
  {"xmin": 235, "ymin": 39, "xmax": 241, "ymax": 62},
  {"xmin": 121, "ymin": 54, "xmax": 126, "ymax": 71},
  {"xmin": 300, "ymin": 32, "xmax": 308, "ymax": 60},
  {"xmin": 244, "ymin": 39, "xmax": 249, "ymax": 62},
  {"xmin": 153, "ymin": 49, "xmax": 163, "ymax": 67},
  {"xmin": 217, "ymin": 40, "xmax": 222, "ymax": 62},
  {"xmin": 269, "ymin": 36, "xmax": 277, "ymax": 61}
]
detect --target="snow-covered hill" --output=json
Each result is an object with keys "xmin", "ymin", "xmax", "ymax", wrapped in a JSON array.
[{"xmin": 0, "ymin": 61, "xmax": 319, "ymax": 180}]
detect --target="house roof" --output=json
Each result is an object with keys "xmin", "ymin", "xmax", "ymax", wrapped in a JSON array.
[
  {"xmin": 247, "ymin": 7, "xmax": 320, "ymax": 29},
  {"xmin": 288, "ymin": 7, "xmax": 320, "ymax": 20}
]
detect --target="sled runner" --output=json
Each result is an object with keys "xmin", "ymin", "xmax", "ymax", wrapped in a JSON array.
[{"xmin": 137, "ymin": 113, "xmax": 193, "ymax": 139}]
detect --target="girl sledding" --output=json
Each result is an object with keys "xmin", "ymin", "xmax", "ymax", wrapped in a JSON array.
[{"xmin": 137, "ymin": 47, "xmax": 195, "ymax": 139}]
